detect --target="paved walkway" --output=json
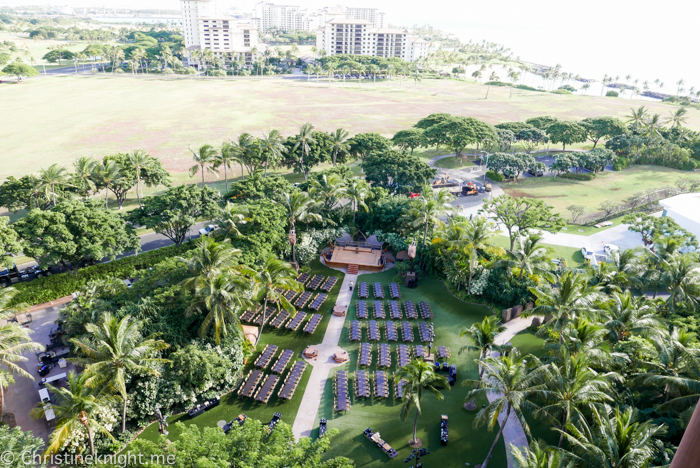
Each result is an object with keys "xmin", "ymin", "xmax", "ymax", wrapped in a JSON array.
[
  {"xmin": 483, "ymin": 316, "xmax": 538, "ymax": 468},
  {"xmin": 291, "ymin": 272, "xmax": 357, "ymax": 439}
]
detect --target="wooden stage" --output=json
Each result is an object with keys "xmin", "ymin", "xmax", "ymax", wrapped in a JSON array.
[{"xmin": 325, "ymin": 245, "xmax": 384, "ymax": 272}]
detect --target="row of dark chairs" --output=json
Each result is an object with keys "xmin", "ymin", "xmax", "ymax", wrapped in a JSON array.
[
  {"xmin": 378, "ymin": 343, "xmax": 391, "ymax": 367},
  {"xmin": 255, "ymin": 344, "xmax": 278, "ymax": 369},
  {"xmin": 389, "ymin": 282, "xmax": 400, "ymax": 299},
  {"xmin": 286, "ymin": 312, "xmax": 308, "ymax": 331},
  {"xmin": 240, "ymin": 307, "xmax": 260, "ymax": 323},
  {"xmin": 389, "ymin": 301, "xmax": 402, "ymax": 319},
  {"xmin": 254, "ymin": 373, "xmax": 279, "ymax": 403},
  {"xmin": 335, "ymin": 370, "xmax": 350, "ymax": 412},
  {"xmin": 368, "ymin": 321, "xmax": 380, "ymax": 341},
  {"xmin": 358, "ymin": 342, "xmax": 372, "ymax": 366},
  {"xmin": 418, "ymin": 322, "xmax": 432, "ymax": 342},
  {"xmin": 307, "ymin": 274, "xmax": 325, "ymax": 290},
  {"xmin": 355, "ymin": 370, "xmax": 371, "ymax": 398},
  {"xmin": 271, "ymin": 349, "xmax": 294, "ymax": 374},
  {"xmin": 358, "ymin": 282, "xmax": 369, "ymax": 298},
  {"xmin": 294, "ymin": 291, "xmax": 313, "ymax": 308},
  {"xmin": 373, "ymin": 300, "xmax": 385, "ymax": 319},
  {"xmin": 278, "ymin": 361, "xmax": 307, "ymax": 400},
  {"xmin": 373, "ymin": 282, "xmax": 384, "ymax": 299},
  {"xmin": 308, "ymin": 293, "xmax": 328, "ymax": 311},
  {"xmin": 404, "ymin": 301, "xmax": 419, "ymax": 319},
  {"xmin": 349, "ymin": 321, "xmax": 361, "ymax": 341},
  {"xmin": 270, "ymin": 310, "xmax": 290, "ymax": 329},
  {"xmin": 375, "ymin": 370, "xmax": 390, "ymax": 398},
  {"xmin": 238, "ymin": 369, "xmax": 263, "ymax": 398},
  {"xmin": 296, "ymin": 273, "xmax": 310, "ymax": 284},
  {"xmin": 303, "ymin": 314, "xmax": 322, "ymax": 334},
  {"xmin": 321, "ymin": 276, "xmax": 338, "ymax": 292},
  {"xmin": 356, "ymin": 301, "xmax": 368, "ymax": 319},
  {"xmin": 397, "ymin": 344, "xmax": 411, "ymax": 368},
  {"xmin": 385, "ymin": 321, "xmax": 398, "ymax": 341},
  {"xmin": 419, "ymin": 301, "xmax": 433, "ymax": 319},
  {"xmin": 401, "ymin": 321, "xmax": 415, "ymax": 342}
]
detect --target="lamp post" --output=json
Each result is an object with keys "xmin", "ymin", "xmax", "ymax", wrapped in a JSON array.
[
  {"xmin": 288, "ymin": 226, "xmax": 297, "ymax": 264},
  {"xmin": 481, "ymin": 151, "xmax": 490, "ymax": 184}
]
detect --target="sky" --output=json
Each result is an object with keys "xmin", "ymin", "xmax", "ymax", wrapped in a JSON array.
[{"xmin": 6, "ymin": 0, "xmax": 699, "ymax": 91}]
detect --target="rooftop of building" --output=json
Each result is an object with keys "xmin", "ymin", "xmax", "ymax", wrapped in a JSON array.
[
  {"xmin": 327, "ymin": 18, "xmax": 374, "ymax": 25},
  {"xmin": 375, "ymin": 27, "xmax": 409, "ymax": 34},
  {"xmin": 659, "ymin": 192, "xmax": 700, "ymax": 224}
]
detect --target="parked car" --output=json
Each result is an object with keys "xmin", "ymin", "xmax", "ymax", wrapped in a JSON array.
[
  {"xmin": 527, "ymin": 167, "xmax": 544, "ymax": 177},
  {"xmin": 580, "ymin": 247, "xmax": 594, "ymax": 260},
  {"xmin": 604, "ymin": 244, "xmax": 620, "ymax": 256},
  {"xmin": 198, "ymin": 224, "xmax": 219, "ymax": 236}
]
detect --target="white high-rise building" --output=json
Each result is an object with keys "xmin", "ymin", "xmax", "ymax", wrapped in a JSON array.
[
  {"xmin": 180, "ymin": 0, "xmax": 262, "ymax": 66},
  {"xmin": 344, "ymin": 7, "xmax": 385, "ymax": 28},
  {"xmin": 316, "ymin": 18, "xmax": 429, "ymax": 62},
  {"xmin": 253, "ymin": 2, "xmax": 309, "ymax": 33}
]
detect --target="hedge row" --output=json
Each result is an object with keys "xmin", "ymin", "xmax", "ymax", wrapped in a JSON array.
[
  {"xmin": 10, "ymin": 242, "xmax": 196, "ymax": 307},
  {"xmin": 559, "ymin": 172, "xmax": 596, "ymax": 181},
  {"xmin": 486, "ymin": 170, "xmax": 505, "ymax": 182}
]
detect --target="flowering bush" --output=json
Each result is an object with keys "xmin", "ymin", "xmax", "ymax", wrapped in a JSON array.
[
  {"xmin": 468, "ymin": 268, "xmax": 490, "ymax": 296},
  {"xmin": 293, "ymin": 226, "xmax": 348, "ymax": 264}
]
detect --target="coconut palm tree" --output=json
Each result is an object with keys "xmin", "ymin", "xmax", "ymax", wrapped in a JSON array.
[
  {"xmin": 281, "ymin": 189, "xmax": 322, "ymax": 262},
  {"xmin": 644, "ymin": 113, "xmax": 667, "ymax": 139},
  {"xmin": 529, "ymin": 272, "xmax": 601, "ymax": 344},
  {"xmin": 259, "ymin": 129, "xmax": 286, "ymax": 177},
  {"xmin": 189, "ymin": 144, "xmax": 220, "ymax": 188},
  {"xmin": 292, "ymin": 122, "xmax": 316, "ymax": 181},
  {"xmin": 38, "ymin": 164, "xmax": 70, "ymax": 207},
  {"xmin": 310, "ymin": 174, "xmax": 346, "ymax": 211},
  {"xmin": 0, "ymin": 289, "xmax": 42, "ymax": 420},
  {"xmin": 395, "ymin": 359, "xmax": 450, "ymax": 446},
  {"xmin": 600, "ymin": 290, "xmax": 664, "ymax": 343},
  {"xmin": 329, "ymin": 128, "xmax": 350, "ymax": 166},
  {"xmin": 485, "ymin": 71, "xmax": 499, "ymax": 99},
  {"xmin": 406, "ymin": 189, "xmax": 455, "ymax": 251},
  {"xmin": 461, "ymin": 216, "xmax": 498, "ymax": 291},
  {"xmin": 232, "ymin": 132, "xmax": 259, "ymax": 179},
  {"xmin": 511, "ymin": 439, "xmax": 574, "ymax": 468},
  {"xmin": 178, "ymin": 236, "xmax": 241, "ymax": 291},
  {"xmin": 559, "ymin": 407, "xmax": 664, "ymax": 468},
  {"xmin": 31, "ymin": 372, "xmax": 116, "ymax": 456},
  {"xmin": 367, "ymin": 64, "xmax": 380, "ymax": 85},
  {"xmin": 185, "ymin": 272, "xmax": 251, "ymax": 345},
  {"xmin": 669, "ymin": 107, "xmax": 689, "ymax": 128},
  {"xmin": 465, "ymin": 349, "xmax": 544, "ymax": 468},
  {"xmin": 216, "ymin": 142, "xmax": 241, "ymax": 192},
  {"xmin": 505, "ymin": 233, "xmax": 554, "ymax": 281},
  {"xmin": 70, "ymin": 313, "xmax": 169, "ymax": 432},
  {"xmin": 240, "ymin": 256, "xmax": 303, "ymax": 345},
  {"xmin": 95, "ymin": 159, "xmax": 124, "ymax": 209},
  {"xmin": 534, "ymin": 350, "xmax": 619, "ymax": 448},
  {"xmin": 659, "ymin": 253, "xmax": 700, "ymax": 314},
  {"xmin": 72, "ymin": 156, "xmax": 98, "ymax": 199},
  {"xmin": 460, "ymin": 315, "xmax": 507, "ymax": 409},
  {"xmin": 626, "ymin": 106, "xmax": 648, "ymax": 133},
  {"xmin": 346, "ymin": 179, "xmax": 370, "ymax": 224},
  {"xmin": 126, "ymin": 149, "xmax": 152, "ymax": 207},
  {"xmin": 218, "ymin": 202, "xmax": 249, "ymax": 239}
]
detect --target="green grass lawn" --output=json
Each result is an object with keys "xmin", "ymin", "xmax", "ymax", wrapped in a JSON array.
[
  {"xmin": 434, "ymin": 156, "xmax": 476, "ymax": 169},
  {"xmin": 136, "ymin": 260, "xmax": 344, "ymax": 443},
  {"xmin": 560, "ymin": 214, "xmax": 625, "ymax": 235},
  {"xmin": 2, "ymin": 75, "xmax": 698, "ymax": 181},
  {"xmin": 316, "ymin": 269, "xmax": 511, "ymax": 467},
  {"xmin": 490, "ymin": 235, "xmax": 586, "ymax": 268},
  {"xmin": 502, "ymin": 166, "xmax": 700, "ymax": 218}
]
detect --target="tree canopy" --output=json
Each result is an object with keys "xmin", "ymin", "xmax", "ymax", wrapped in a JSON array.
[
  {"xmin": 347, "ymin": 132, "xmax": 392, "ymax": 163},
  {"xmin": 546, "ymin": 121, "xmax": 589, "ymax": 150},
  {"xmin": 362, "ymin": 150, "xmax": 436, "ymax": 195}
]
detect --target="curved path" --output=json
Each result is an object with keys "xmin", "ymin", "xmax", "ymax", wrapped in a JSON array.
[{"xmin": 487, "ymin": 316, "xmax": 538, "ymax": 468}]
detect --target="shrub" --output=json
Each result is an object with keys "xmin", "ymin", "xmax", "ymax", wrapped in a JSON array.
[
  {"xmin": 485, "ymin": 80, "xmax": 509, "ymax": 86},
  {"xmin": 514, "ymin": 84, "xmax": 541, "ymax": 91},
  {"xmin": 551, "ymin": 88, "xmax": 572, "ymax": 94},
  {"xmin": 606, "ymin": 90, "xmax": 619, "ymax": 97},
  {"xmin": 560, "ymin": 172, "xmax": 595, "ymax": 181},
  {"xmin": 486, "ymin": 170, "xmax": 505, "ymax": 182},
  {"xmin": 558, "ymin": 85, "xmax": 577, "ymax": 92},
  {"xmin": 9, "ymin": 242, "xmax": 196, "ymax": 307},
  {"xmin": 613, "ymin": 157, "xmax": 630, "ymax": 171}
]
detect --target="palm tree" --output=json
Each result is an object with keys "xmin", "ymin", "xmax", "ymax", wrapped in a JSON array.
[
  {"xmin": 72, "ymin": 156, "xmax": 97, "ymax": 199},
  {"xmin": 185, "ymin": 272, "xmax": 251, "ymax": 345},
  {"xmin": 460, "ymin": 315, "xmax": 507, "ymax": 409},
  {"xmin": 367, "ymin": 64, "xmax": 380, "ymax": 85},
  {"xmin": 669, "ymin": 107, "xmax": 689, "ymax": 128},
  {"xmin": 281, "ymin": 190, "xmax": 322, "ymax": 262},
  {"xmin": 216, "ymin": 142, "xmax": 240, "ymax": 192},
  {"xmin": 126, "ymin": 149, "xmax": 151, "ymax": 207},
  {"xmin": 189, "ymin": 144, "xmax": 220, "ymax": 188},
  {"xmin": 511, "ymin": 440, "xmax": 574, "ymax": 468},
  {"xmin": 600, "ymin": 290, "xmax": 664, "ymax": 343},
  {"xmin": 259, "ymin": 129, "xmax": 286, "ymax": 177},
  {"xmin": 559, "ymin": 407, "xmax": 664, "ymax": 468},
  {"xmin": 70, "ymin": 313, "xmax": 169, "ymax": 432},
  {"xmin": 241, "ymin": 256, "xmax": 303, "ymax": 345},
  {"xmin": 293, "ymin": 123, "xmax": 316, "ymax": 181},
  {"xmin": 659, "ymin": 253, "xmax": 700, "ymax": 314},
  {"xmin": 31, "ymin": 372, "xmax": 116, "ymax": 456},
  {"xmin": 528, "ymin": 272, "xmax": 601, "ymax": 344},
  {"xmin": 0, "ymin": 288, "xmax": 42, "ymax": 419},
  {"xmin": 465, "ymin": 349, "xmax": 544, "ymax": 468},
  {"xmin": 232, "ymin": 132, "xmax": 258, "ymax": 179},
  {"xmin": 178, "ymin": 236, "xmax": 241, "ymax": 290},
  {"xmin": 310, "ymin": 174, "xmax": 346, "ymax": 211},
  {"xmin": 626, "ymin": 106, "xmax": 648, "ymax": 132},
  {"xmin": 218, "ymin": 202, "xmax": 249, "ymax": 239},
  {"xmin": 485, "ymin": 71, "xmax": 499, "ymax": 99},
  {"xmin": 406, "ymin": 189, "xmax": 455, "ymax": 251},
  {"xmin": 505, "ymin": 233, "xmax": 554, "ymax": 281},
  {"xmin": 534, "ymin": 350, "xmax": 618, "ymax": 448},
  {"xmin": 644, "ymin": 113, "xmax": 667, "ymax": 139},
  {"xmin": 461, "ymin": 216, "xmax": 498, "ymax": 291},
  {"xmin": 676, "ymin": 78, "xmax": 685, "ymax": 96},
  {"xmin": 95, "ymin": 159, "xmax": 124, "ymax": 209},
  {"xmin": 395, "ymin": 359, "xmax": 450, "ymax": 446},
  {"xmin": 38, "ymin": 164, "xmax": 70, "ymax": 207},
  {"xmin": 346, "ymin": 179, "xmax": 370, "ymax": 224},
  {"xmin": 329, "ymin": 128, "xmax": 350, "ymax": 166}
]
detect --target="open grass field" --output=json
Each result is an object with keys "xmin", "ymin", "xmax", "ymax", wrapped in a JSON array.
[
  {"xmin": 434, "ymin": 156, "xmax": 476, "ymax": 169},
  {"xmin": 490, "ymin": 235, "xmax": 586, "ymax": 268},
  {"xmin": 502, "ymin": 165, "xmax": 700, "ymax": 217},
  {"xmin": 2, "ymin": 74, "xmax": 699, "ymax": 181},
  {"xmin": 136, "ymin": 260, "xmax": 344, "ymax": 443},
  {"xmin": 0, "ymin": 30, "xmax": 118, "ymax": 67},
  {"xmin": 314, "ymin": 269, "xmax": 557, "ymax": 467}
]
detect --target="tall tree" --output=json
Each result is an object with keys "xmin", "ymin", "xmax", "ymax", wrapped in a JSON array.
[
  {"xmin": 259, "ymin": 129, "xmax": 286, "ymax": 178},
  {"xmin": 72, "ymin": 156, "xmax": 98, "ymax": 199},
  {"xmin": 126, "ymin": 149, "xmax": 152, "ymax": 207},
  {"xmin": 460, "ymin": 315, "xmax": 506, "ymax": 409},
  {"xmin": 94, "ymin": 159, "xmax": 124, "ymax": 209},
  {"xmin": 189, "ymin": 144, "xmax": 220, "ymax": 188},
  {"xmin": 329, "ymin": 128, "xmax": 350, "ymax": 166},
  {"xmin": 346, "ymin": 179, "xmax": 370, "ymax": 224},
  {"xmin": 38, "ymin": 164, "xmax": 70, "ymax": 207},
  {"xmin": 31, "ymin": 372, "xmax": 116, "ymax": 456},
  {"xmin": 405, "ymin": 188, "xmax": 454, "ymax": 250},
  {"xmin": 546, "ymin": 121, "xmax": 588, "ymax": 150},
  {"xmin": 241, "ymin": 256, "xmax": 303, "ymax": 345},
  {"xmin": 394, "ymin": 359, "xmax": 450, "ymax": 446},
  {"xmin": 217, "ymin": 142, "xmax": 241, "ymax": 193},
  {"xmin": 392, "ymin": 128, "xmax": 425, "ymax": 155},
  {"xmin": 465, "ymin": 349, "xmax": 544, "ymax": 468},
  {"xmin": 281, "ymin": 190, "xmax": 322, "ymax": 262},
  {"xmin": 293, "ymin": 122, "xmax": 316, "ymax": 181},
  {"xmin": 71, "ymin": 313, "xmax": 168, "ymax": 433}
]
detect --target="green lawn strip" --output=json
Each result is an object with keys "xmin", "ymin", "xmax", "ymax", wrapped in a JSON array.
[
  {"xmin": 135, "ymin": 259, "xmax": 344, "ymax": 444},
  {"xmin": 434, "ymin": 157, "xmax": 476, "ymax": 169},
  {"xmin": 560, "ymin": 215, "xmax": 625, "ymax": 235},
  {"xmin": 490, "ymin": 235, "xmax": 586, "ymax": 268},
  {"xmin": 316, "ymin": 269, "xmax": 518, "ymax": 467}
]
